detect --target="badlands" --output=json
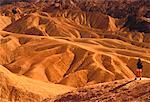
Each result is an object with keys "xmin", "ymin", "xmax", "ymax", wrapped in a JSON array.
[{"xmin": 0, "ymin": 0, "xmax": 150, "ymax": 101}]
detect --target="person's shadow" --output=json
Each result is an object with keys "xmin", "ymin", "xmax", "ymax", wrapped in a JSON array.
[{"xmin": 109, "ymin": 79, "xmax": 135, "ymax": 93}]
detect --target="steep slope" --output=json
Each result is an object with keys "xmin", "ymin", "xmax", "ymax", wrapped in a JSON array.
[
  {"xmin": 0, "ymin": 65, "xmax": 75, "ymax": 102},
  {"xmin": 52, "ymin": 10, "xmax": 118, "ymax": 31},
  {"xmin": 0, "ymin": 31, "xmax": 150, "ymax": 87},
  {"xmin": 0, "ymin": 16, "xmax": 11, "ymax": 30},
  {"xmin": 51, "ymin": 79, "xmax": 150, "ymax": 102}
]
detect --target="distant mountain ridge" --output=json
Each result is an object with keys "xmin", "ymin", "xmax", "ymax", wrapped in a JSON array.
[
  {"xmin": 0, "ymin": 0, "xmax": 40, "ymax": 5},
  {"xmin": 0, "ymin": 0, "xmax": 149, "ymax": 18}
]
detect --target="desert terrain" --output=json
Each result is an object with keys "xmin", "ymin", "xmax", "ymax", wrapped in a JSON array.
[{"xmin": 0, "ymin": 0, "xmax": 150, "ymax": 101}]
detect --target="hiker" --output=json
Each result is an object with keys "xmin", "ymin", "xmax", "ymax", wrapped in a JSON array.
[
  {"xmin": 12, "ymin": 8, "xmax": 17, "ymax": 14},
  {"xmin": 135, "ymin": 58, "xmax": 143, "ymax": 80}
]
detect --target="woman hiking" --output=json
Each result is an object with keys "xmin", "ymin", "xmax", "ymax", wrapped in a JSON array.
[{"xmin": 135, "ymin": 58, "xmax": 143, "ymax": 80}]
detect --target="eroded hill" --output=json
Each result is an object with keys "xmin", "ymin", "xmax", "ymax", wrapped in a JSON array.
[
  {"xmin": 3, "ymin": 11, "xmax": 118, "ymax": 37},
  {"xmin": 0, "ymin": 1, "xmax": 150, "ymax": 101},
  {"xmin": 0, "ymin": 30, "xmax": 150, "ymax": 88}
]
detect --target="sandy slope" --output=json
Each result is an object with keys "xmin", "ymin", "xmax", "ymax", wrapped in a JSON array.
[
  {"xmin": 0, "ymin": 16, "xmax": 11, "ymax": 30},
  {"xmin": 0, "ymin": 65, "xmax": 75, "ymax": 101}
]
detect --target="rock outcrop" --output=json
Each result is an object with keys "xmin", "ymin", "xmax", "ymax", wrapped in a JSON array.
[{"xmin": 52, "ymin": 79, "xmax": 150, "ymax": 102}]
